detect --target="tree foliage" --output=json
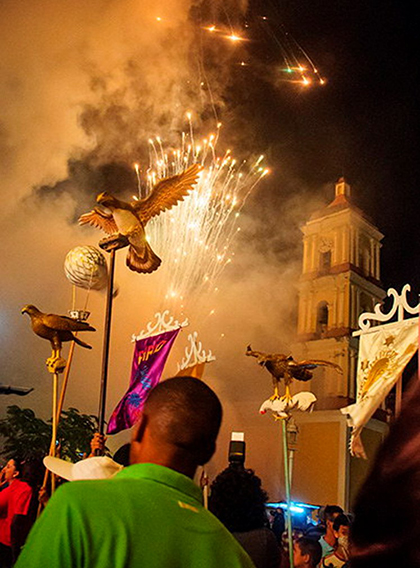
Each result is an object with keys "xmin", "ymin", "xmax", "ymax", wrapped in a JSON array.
[{"xmin": 0, "ymin": 405, "xmax": 99, "ymax": 462}]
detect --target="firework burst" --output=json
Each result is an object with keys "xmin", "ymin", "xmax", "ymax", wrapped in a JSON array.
[{"xmin": 135, "ymin": 118, "xmax": 268, "ymax": 313}]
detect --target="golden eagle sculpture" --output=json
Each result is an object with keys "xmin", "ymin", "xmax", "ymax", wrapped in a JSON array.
[
  {"xmin": 246, "ymin": 345, "xmax": 342, "ymax": 401},
  {"xmin": 22, "ymin": 305, "xmax": 96, "ymax": 358},
  {"xmin": 79, "ymin": 163, "xmax": 201, "ymax": 274}
]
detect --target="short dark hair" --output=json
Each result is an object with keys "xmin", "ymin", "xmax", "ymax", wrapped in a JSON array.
[
  {"xmin": 10, "ymin": 456, "xmax": 25, "ymax": 478},
  {"xmin": 208, "ymin": 466, "xmax": 268, "ymax": 532},
  {"xmin": 333, "ymin": 513, "xmax": 351, "ymax": 532},
  {"xmin": 296, "ymin": 537, "xmax": 322, "ymax": 567},
  {"xmin": 113, "ymin": 443, "xmax": 130, "ymax": 467},
  {"xmin": 144, "ymin": 376, "xmax": 223, "ymax": 465},
  {"xmin": 21, "ymin": 457, "xmax": 45, "ymax": 488},
  {"xmin": 324, "ymin": 504, "xmax": 344, "ymax": 523}
]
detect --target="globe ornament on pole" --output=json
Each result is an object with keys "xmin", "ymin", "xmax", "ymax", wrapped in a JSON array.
[
  {"xmin": 64, "ymin": 245, "xmax": 108, "ymax": 291},
  {"xmin": 65, "ymin": 245, "xmax": 109, "ymax": 323}
]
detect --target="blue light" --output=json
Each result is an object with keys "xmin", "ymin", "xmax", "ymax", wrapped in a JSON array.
[
  {"xmin": 294, "ymin": 502, "xmax": 319, "ymax": 510},
  {"xmin": 266, "ymin": 501, "xmax": 318, "ymax": 515},
  {"xmin": 277, "ymin": 503, "xmax": 305, "ymax": 514},
  {"xmin": 291, "ymin": 505, "xmax": 305, "ymax": 514}
]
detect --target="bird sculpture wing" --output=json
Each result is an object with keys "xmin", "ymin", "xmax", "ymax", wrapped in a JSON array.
[
  {"xmin": 78, "ymin": 207, "xmax": 118, "ymax": 234},
  {"xmin": 293, "ymin": 359, "xmax": 343, "ymax": 374},
  {"xmin": 133, "ymin": 163, "xmax": 201, "ymax": 224},
  {"xmin": 41, "ymin": 313, "xmax": 96, "ymax": 332}
]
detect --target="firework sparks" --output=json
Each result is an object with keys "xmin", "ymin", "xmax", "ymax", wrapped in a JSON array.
[
  {"xmin": 137, "ymin": 119, "xmax": 268, "ymax": 311},
  {"xmin": 203, "ymin": 25, "xmax": 246, "ymax": 43},
  {"xmin": 149, "ymin": 11, "xmax": 325, "ymax": 87},
  {"xmin": 226, "ymin": 33, "xmax": 244, "ymax": 42}
]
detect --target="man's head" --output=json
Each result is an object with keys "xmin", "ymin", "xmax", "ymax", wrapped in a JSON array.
[
  {"xmin": 324, "ymin": 504, "xmax": 344, "ymax": 536},
  {"xmin": 333, "ymin": 513, "xmax": 351, "ymax": 555},
  {"xmin": 130, "ymin": 376, "xmax": 223, "ymax": 478},
  {"xmin": 293, "ymin": 537, "xmax": 322, "ymax": 568}
]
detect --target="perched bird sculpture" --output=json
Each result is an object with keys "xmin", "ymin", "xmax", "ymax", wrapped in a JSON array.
[
  {"xmin": 79, "ymin": 163, "xmax": 201, "ymax": 274},
  {"xmin": 246, "ymin": 345, "xmax": 342, "ymax": 401},
  {"xmin": 22, "ymin": 305, "xmax": 96, "ymax": 359}
]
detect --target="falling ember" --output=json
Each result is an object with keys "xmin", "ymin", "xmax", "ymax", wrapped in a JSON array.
[
  {"xmin": 138, "ymin": 120, "xmax": 268, "ymax": 310},
  {"xmin": 227, "ymin": 33, "xmax": 243, "ymax": 42}
]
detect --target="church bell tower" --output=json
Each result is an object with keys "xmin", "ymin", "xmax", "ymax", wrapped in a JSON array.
[
  {"xmin": 296, "ymin": 177, "xmax": 385, "ymax": 407},
  {"xmin": 290, "ymin": 178, "xmax": 388, "ymax": 510}
]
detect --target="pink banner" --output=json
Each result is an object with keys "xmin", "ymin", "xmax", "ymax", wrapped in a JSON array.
[{"xmin": 107, "ymin": 328, "xmax": 180, "ymax": 435}]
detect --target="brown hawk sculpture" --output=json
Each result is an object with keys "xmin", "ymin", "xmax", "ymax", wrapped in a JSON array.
[
  {"xmin": 246, "ymin": 345, "xmax": 343, "ymax": 401},
  {"xmin": 22, "ymin": 305, "xmax": 96, "ymax": 359},
  {"xmin": 79, "ymin": 163, "xmax": 201, "ymax": 274}
]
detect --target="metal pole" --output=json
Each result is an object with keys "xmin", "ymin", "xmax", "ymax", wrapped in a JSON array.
[
  {"xmin": 200, "ymin": 469, "xmax": 209, "ymax": 509},
  {"xmin": 51, "ymin": 372, "xmax": 59, "ymax": 493},
  {"xmin": 56, "ymin": 339, "xmax": 76, "ymax": 424},
  {"xmin": 395, "ymin": 373, "xmax": 402, "ymax": 417},
  {"xmin": 38, "ymin": 341, "xmax": 77, "ymax": 515},
  {"xmin": 97, "ymin": 249, "xmax": 116, "ymax": 438},
  {"xmin": 289, "ymin": 449, "xmax": 294, "ymax": 492},
  {"xmin": 282, "ymin": 419, "xmax": 294, "ymax": 568}
]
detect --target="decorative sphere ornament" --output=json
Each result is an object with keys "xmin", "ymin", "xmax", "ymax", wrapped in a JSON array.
[{"xmin": 64, "ymin": 246, "xmax": 108, "ymax": 290}]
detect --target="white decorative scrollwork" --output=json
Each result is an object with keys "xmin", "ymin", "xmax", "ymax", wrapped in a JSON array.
[
  {"xmin": 132, "ymin": 310, "xmax": 189, "ymax": 341},
  {"xmin": 177, "ymin": 332, "xmax": 216, "ymax": 372},
  {"xmin": 357, "ymin": 284, "xmax": 419, "ymax": 333}
]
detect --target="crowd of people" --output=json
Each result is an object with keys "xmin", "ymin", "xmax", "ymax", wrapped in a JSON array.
[
  {"xmin": 0, "ymin": 374, "xmax": 419, "ymax": 567},
  {"xmin": 208, "ymin": 464, "xmax": 352, "ymax": 568}
]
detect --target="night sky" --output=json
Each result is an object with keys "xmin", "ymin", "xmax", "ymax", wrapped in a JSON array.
[{"xmin": 239, "ymin": 0, "xmax": 418, "ymax": 292}]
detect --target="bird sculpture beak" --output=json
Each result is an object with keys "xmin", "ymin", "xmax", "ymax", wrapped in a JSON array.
[{"xmin": 96, "ymin": 192, "xmax": 109, "ymax": 204}]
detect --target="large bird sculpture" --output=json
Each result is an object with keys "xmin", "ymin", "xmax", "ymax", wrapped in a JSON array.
[
  {"xmin": 246, "ymin": 345, "xmax": 343, "ymax": 401},
  {"xmin": 79, "ymin": 163, "xmax": 201, "ymax": 274},
  {"xmin": 22, "ymin": 305, "xmax": 96, "ymax": 359}
]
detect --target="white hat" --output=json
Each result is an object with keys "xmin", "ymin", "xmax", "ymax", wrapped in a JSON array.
[{"xmin": 43, "ymin": 456, "xmax": 123, "ymax": 481}]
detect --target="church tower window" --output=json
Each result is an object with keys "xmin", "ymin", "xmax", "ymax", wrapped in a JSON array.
[
  {"xmin": 320, "ymin": 250, "xmax": 331, "ymax": 272},
  {"xmin": 316, "ymin": 301, "xmax": 329, "ymax": 336}
]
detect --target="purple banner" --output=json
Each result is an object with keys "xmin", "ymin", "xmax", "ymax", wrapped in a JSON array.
[{"xmin": 107, "ymin": 328, "xmax": 180, "ymax": 435}]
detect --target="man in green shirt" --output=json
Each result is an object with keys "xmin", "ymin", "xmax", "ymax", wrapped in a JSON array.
[{"xmin": 16, "ymin": 377, "xmax": 255, "ymax": 568}]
